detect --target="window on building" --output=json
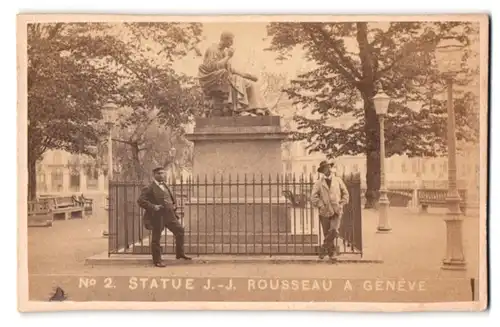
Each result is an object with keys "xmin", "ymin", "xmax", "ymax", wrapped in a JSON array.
[
  {"xmin": 401, "ymin": 163, "xmax": 407, "ymax": 173},
  {"xmin": 431, "ymin": 163, "xmax": 436, "ymax": 173},
  {"xmin": 69, "ymin": 170, "xmax": 80, "ymax": 192},
  {"xmin": 302, "ymin": 146, "xmax": 308, "ymax": 157},
  {"xmin": 312, "ymin": 165, "xmax": 317, "ymax": 174},
  {"xmin": 421, "ymin": 162, "xmax": 426, "ymax": 174},
  {"xmin": 303, "ymin": 165, "xmax": 307, "ymax": 175},
  {"xmin": 353, "ymin": 164, "xmax": 359, "ymax": 173},
  {"xmin": 411, "ymin": 160, "xmax": 418, "ymax": 174},
  {"xmin": 51, "ymin": 168, "xmax": 63, "ymax": 192},
  {"xmin": 36, "ymin": 173, "xmax": 47, "ymax": 192},
  {"xmin": 340, "ymin": 164, "xmax": 346, "ymax": 175},
  {"xmin": 286, "ymin": 162, "xmax": 292, "ymax": 172},
  {"xmin": 86, "ymin": 167, "xmax": 99, "ymax": 190}
]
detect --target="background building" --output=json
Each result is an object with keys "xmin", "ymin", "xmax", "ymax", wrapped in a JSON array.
[{"xmin": 35, "ymin": 149, "xmax": 109, "ymax": 207}]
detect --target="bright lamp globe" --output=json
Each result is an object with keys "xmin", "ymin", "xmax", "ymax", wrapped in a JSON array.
[
  {"xmin": 373, "ymin": 91, "xmax": 390, "ymax": 116},
  {"xmin": 435, "ymin": 39, "xmax": 463, "ymax": 75}
]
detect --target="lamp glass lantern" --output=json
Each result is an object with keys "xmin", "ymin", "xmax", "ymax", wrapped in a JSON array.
[
  {"xmin": 435, "ymin": 39, "xmax": 463, "ymax": 76},
  {"xmin": 102, "ymin": 102, "xmax": 118, "ymax": 125},
  {"xmin": 373, "ymin": 92, "xmax": 390, "ymax": 116}
]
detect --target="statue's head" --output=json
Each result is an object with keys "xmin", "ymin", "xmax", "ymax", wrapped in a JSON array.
[{"xmin": 220, "ymin": 31, "xmax": 234, "ymax": 48}]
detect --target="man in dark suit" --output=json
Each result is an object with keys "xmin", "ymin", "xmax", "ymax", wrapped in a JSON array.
[{"xmin": 137, "ymin": 167, "xmax": 191, "ymax": 267}]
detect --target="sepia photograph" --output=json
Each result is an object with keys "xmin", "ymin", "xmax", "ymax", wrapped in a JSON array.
[{"xmin": 17, "ymin": 13, "xmax": 489, "ymax": 311}]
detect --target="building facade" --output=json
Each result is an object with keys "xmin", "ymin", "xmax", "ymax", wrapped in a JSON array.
[{"xmin": 35, "ymin": 149, "xmax": 108, "ymax": 197}]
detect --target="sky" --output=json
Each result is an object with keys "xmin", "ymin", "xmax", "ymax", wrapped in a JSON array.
[{"xmin": 171, "ymin": 22, "xmax": 316, "ymax": 79}]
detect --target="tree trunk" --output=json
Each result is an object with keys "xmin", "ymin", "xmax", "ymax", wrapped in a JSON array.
[
  {"xmin": 131, "ymin": 142, "xmax": 143, "ymax": 182},
  {"xmin": 364, "ymin": 97, "xmax": 381, "ymax": 209},
  {"xmin": 28, "ymin": 154, "xmax": 37, "ymax": 201},
  {"xmin": 356, "ymin": 22, "xmax": 381, "ymax": 209}
]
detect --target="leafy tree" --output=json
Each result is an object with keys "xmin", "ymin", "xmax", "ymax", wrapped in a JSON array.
[
  {"xmin": 27, "ymin": 22, "xmax": 203, "ymax": 200},
  {"xmin": 111, "ymin": 83, "xmax": 202, "ymax": 182},
  {"xmin": 265, "ymin": 22, "xmax": 479, "ymax": 208}
]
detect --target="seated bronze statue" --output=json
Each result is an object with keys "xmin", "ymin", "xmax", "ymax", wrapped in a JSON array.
[{"xmin": 198, "ymin": 31, "xmax": 271, "ymax": 117}]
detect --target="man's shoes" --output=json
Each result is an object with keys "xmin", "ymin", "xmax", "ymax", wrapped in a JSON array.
[
  {"xmin": 318, "ymin": 247, "xmax": 327, "ymax": 259},
  {"xmin": 176, "ymin": 255, "xmax": 192, "ymax": 260},
  {"xmin": 154, "ymin": 261, "xmax": 166, "ymax": 267}
]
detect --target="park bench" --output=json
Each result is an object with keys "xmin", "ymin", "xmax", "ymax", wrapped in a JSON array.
[
  {"xmin": 51, "ymin": 196, "xmax": 84, "ymax": 220},
  {"xmin": 72, "ymin": 194, "xmax": 93, "ymax": 216},
  {"xmin": 387, "ymin": 189, "xmax": 413, "ymax": 207},
  {"xmin": 28, "ymin": 199, "xmax": 53, "ymax": 227},
  {"xmin": 417, "ymin": 189, "xmax": 467, "ymax": 214}
]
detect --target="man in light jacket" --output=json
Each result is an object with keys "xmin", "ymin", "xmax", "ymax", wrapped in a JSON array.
[{"xmin": 310, "ymin": 160, "xmax": 350, "ymax": 259}]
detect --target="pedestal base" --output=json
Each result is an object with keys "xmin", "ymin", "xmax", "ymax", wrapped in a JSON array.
[
  {"xmin": 376, "ymin": 200, "xmax": 391, "ymax": 233},
  {"xmin": 185, "ymin": 116, "xmax": 287, "ymax": 183},
  {"xmin": 441, "ymin": 259, "xmax": 467, "ymax": 271},
  {"xmin": 442, "ymin": 215, "xmax": 467, "ymax": 271},
  {"xmin": 183, "ymin": 201, "xmax": 290, "ymax": 233}
]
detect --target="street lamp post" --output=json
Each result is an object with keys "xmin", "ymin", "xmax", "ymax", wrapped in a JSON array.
[
  {"xmin": 435, "ymin": 40, "xmax": 467, "ymax": 271},
  {"xmin": 373, "ymin": 91, "xmax": 391, "ymax": 233},
  {"xmin": 168, "ymin": 147, "xmax": 177, "ymax": 181},
  {"xmin": 101, "ymin": 102, "xmax": 118, "ymax": 238},
  {"xmin": 102, "ymin": 102, "xmax": 118, "ymax": 180}
]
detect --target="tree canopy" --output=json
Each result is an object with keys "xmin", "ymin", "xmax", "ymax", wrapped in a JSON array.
[
  {"xmin": 27, "ymin": 22, "xmax": 203, "ymax": 198},
  {"xmin": 265, "ymin": 22, "xmax": 480, "ymax": 207}
]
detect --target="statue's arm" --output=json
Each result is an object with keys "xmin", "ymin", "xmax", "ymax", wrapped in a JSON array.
[
  {"xmin": 215, "ymin": 56, "xmax": 231, "ymax": 70},
  {"xmin": 230, "ymin": 66, "xmax": 258, "ymax": 82},
  {"xmin": 203, "ymin": 47, "xmax": 231, "ymax": 71}
]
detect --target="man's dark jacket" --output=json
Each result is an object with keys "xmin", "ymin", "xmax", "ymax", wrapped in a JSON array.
[{"xmin": 137, "ymin": 181, "xmax": 178, "ymax": 230}]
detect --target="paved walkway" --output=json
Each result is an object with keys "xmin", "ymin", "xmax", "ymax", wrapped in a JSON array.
[
  {"xmin": 27, "ymin": 207, "xmax": 481, "ymax": 278},
  {"xmin": 25, "ymin": 207, "xmax": 483, "ymax": 304},
  {"xmin": 27, "ymin": 202, "xmax": 109, "ymax": 275}
]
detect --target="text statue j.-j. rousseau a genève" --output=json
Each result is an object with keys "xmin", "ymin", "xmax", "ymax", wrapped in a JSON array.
[{"xmin": 198, "ymin": 31, "xmax": 272, "ymax": 117}]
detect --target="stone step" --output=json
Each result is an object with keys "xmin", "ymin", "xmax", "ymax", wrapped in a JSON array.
[
  {"xmin": 156, "ymin": 233, "xmax": 319, "ymax": 244},
  {"xmin": 131, "ymin": 244, "xmax": 322, "ymax": 255}
]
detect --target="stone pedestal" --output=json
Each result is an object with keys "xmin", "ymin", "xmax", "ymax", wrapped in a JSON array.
[
  {"xmin": 185, "ymin": 116, "xmax": 289, "ymax": 233},
  {"xmin": 186, "ymin": 116, "xmax": 286, "ymax": 181}
]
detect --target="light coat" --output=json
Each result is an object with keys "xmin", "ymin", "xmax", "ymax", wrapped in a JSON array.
[{"xmin": 310, "ymin": 174, "xmax": 350, "ymax": 217}]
